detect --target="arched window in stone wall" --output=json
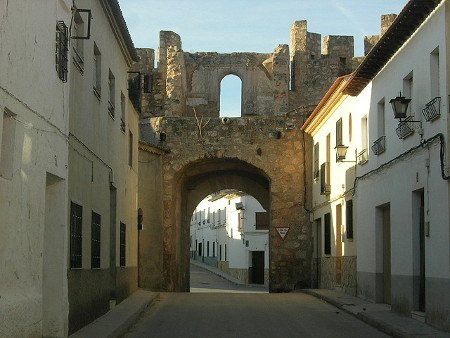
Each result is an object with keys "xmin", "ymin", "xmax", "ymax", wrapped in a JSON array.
[{"xmin": 220, "ymin": 75, "xmax": 242, "ymax": 117}]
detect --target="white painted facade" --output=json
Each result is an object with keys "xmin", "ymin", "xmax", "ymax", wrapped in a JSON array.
[
  {"xmin": 354, "ymin": 2, "xmax": 450, "ymax": 329},
  {"xmin": 302, "ymin": 76, "xmax": 360, "ymax": 294},
  {"xmin": 67, "ymin": 0, "xmax": 140, "ymax": 334},
  {"xmin": 305, "ymin": 1, "xmax": 450, "ymax": 331},
  {"xmin": 0, "ymin": 1, "xmax": 72, "ymax": 336},
  {"xmin": 190, "ymin": 192, "xmax": 269, "ymax": 285}
]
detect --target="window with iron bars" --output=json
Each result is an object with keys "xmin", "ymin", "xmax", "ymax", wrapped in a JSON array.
[
  {"xmin": 70, "ymin": 202, "xmax": 82, "ymax": 268},
  {"xmin": 91, "ymin": 212, "xmax": 101, "ymax": 269},
  {"xmin": 120, "ymin": 222, "xmax": 126, "ymax": 267},
  {"xmin": 55, "ymin": 21, "xmax": 68, "ymax": 82}
]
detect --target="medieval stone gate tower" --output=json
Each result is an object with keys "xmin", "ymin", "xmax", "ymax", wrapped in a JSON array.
[{"xmin": 134, "ymin": 22, "xmax": 359, "ymax": 292}]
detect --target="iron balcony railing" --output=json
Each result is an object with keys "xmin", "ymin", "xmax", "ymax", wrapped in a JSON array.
[
  {"xmin": 396, "ymin": 116, "xmax": 415, "ymax": 139},
  {"xmin": 422, "ymin": 97, "xmax": 441, "ymax": 122},
  {"xmin": 358, "ymin": 149, "xmax": 368, "ymax": 165},
  {"xmin": 371, "ymin": 136, "xmax": 386, "ymax": 155}
]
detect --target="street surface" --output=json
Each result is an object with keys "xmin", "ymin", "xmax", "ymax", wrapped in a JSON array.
[{"xmin": 124, "ymin": 264, "xmax": 388, "ymax": 338}]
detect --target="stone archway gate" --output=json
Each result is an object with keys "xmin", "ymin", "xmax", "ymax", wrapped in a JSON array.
[{"xmin": 138, "ymin": 114, "xmax": 312, "ymax": 292}]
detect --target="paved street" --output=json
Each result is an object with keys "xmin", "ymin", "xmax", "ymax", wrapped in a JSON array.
[
  {"xmin": 190, "ymin": 263, "xmax": 268, "ymax": 293},
  {"xmin": 123, "ymin": 265, "xmax": 388, "ymax": 338}
]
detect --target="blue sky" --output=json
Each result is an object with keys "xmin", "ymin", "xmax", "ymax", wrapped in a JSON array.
[{"xmin": 120, "ymin": 0, "xmax": 407, "ymax": 116}]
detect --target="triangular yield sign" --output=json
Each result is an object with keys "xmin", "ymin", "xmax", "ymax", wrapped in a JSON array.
[{"xmin": 276, "ymin": 227, "xmax": 289, "ymax": 240}]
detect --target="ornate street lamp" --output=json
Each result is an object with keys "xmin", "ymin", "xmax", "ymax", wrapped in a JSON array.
[
  {"xmin": 335, "ymin": 145, "xmax": 349, "ymax": 161},
  {"xmin": 390, "ymin": 92, "xmax": 411, "ymax": 119}
]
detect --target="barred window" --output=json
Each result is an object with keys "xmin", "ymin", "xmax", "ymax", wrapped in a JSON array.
[
  {"xmin": 346, "ymin": 200, "xmax": 354, "ymax": 240},
  {"xmin": 55, "ymin": 21, "xmax": 68, "ymax": 82},
  {"xmin": 120, "ymin": 222, "xmax": 126, "ymax": 267},
  {"xmin": 91, "ymin": 212, "xmax": 101, "ymax": 269},
  {"xmin": 313, "ymin": 142, "xmax": 319, "ymax": 180},
  {"xmin": 324, "ymin": 213, "xmax": 331, "ymax": 255},
  {"xmin": 336, "ymin": 118, "xmax": 343, "ymax": 146},
  {"xmin": 70, "ymin": 202, "xmax": 83, "ymax": 268},
  {"xmin": 255, "ymin": 212, "xmax": 269, "ymax": 230}
]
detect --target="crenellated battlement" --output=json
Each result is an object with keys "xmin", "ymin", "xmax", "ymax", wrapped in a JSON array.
[{"xmin": 133, "ymin": 15, "xmax": 392, "ymax": 119}]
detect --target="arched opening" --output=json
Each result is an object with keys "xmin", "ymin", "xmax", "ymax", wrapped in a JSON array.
[
  {"xmin": 219, "ymin": 75, "xmax": 242, "ymax": 117},
  {"xmin": 189, "ymin": 189, "xmax": 269, "ymax": 292},
  {"xmin": 173, "ymin": 158, "xmax": 271, "ymax": 292}
]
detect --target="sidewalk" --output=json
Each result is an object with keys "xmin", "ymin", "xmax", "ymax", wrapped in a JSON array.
[
  {"xmin": 70, "ymin": 290, "xmax": 159, "ymax": 338},
  {"xmin": 303, "ymin": 289, "xmax": 450, "ymax": 338}
]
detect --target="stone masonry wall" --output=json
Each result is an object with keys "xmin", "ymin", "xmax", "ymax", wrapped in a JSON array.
[
  {"xmin": 289, "ymin": 20, "xmax": 359, "ymax": 111},
  {"xmin": 139, "ymin": 113, "xmax": 313, "ymax": 292}
]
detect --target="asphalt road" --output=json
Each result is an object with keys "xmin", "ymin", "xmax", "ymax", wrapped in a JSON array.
[{"xmin": 124, "ymin": 265, "xmax": 388, "ymax": 338}]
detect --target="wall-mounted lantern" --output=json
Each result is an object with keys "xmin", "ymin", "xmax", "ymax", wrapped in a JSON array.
[
  {"xmin": 335, "ymin": 145, "xmax": 357, "ymax": 163},
  {"xmin": 390, "ymin": 92, "xmax": 411, "ymax": 119}
]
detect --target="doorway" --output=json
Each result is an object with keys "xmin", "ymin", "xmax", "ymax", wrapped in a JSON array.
[
  {"xmin": 377, "ymin": 204, "xmax": 391, "ymax": 304},
  {"xmin": 413, "ymin": 189, "xmax": 425, "ymax": 312},
  {"xmin": 250, "ymin": 251, "xmax": 265, "ymax": 284}
]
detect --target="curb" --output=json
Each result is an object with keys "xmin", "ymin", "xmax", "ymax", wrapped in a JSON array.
[
  {"xmin": 70, "ymin": 290, "xmax": 159, "ymax": 338},
  {"xmin": 302, "ymin": 290, "xmax": 402, "ymax": 337}
]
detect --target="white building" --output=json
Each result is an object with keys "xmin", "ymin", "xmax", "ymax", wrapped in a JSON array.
[
  {"xmin": 302, "ymin": 75, "xmax": 359, "ymax": 295},
  {"xmin": 305, "ymin": 0, "xmax": 450, "ymax": 331},
  {"xmin": 67, "ymin": 0, "xmax": 140, "ymax": 334},
  {"xmin": 0, "ymin": 1, "xmax": 72, "ymax": 336},
  {"xmin": 190, "ymin": 191, "xmax": 269, "ymax": 285}
]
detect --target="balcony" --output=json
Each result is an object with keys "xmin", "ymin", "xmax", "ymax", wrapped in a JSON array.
[
  {"xmin": 358, "ymin": 149, "xmax": 368, "ymax": 165},
  {"xmin": 371, "ymin": 136, "xmax": 386, "ymax": 156},
  {"xmin": 422, "ymin": 97, "xmax": 441, "ymax": 122},
  {"xmin": 396, "ymin": 116, "xmax": 415, "ymax": 139}
]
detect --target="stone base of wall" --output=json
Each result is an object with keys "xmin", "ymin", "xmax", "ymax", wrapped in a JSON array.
[
  {"xmin": 68, "ymin": 267, "xmax": 138, "ymax": 335},
  {"xmin": 228, "ymin": 268, "xmax": 249, "ymax": 284},
  {"xmin": 317, "ymin": 256, "xmax": 356, "ymax": 296}
]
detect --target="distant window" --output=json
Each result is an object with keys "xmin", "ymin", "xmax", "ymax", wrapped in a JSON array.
[
  {"xmin": 198, "ymin": 242, "xmax": 202, "ymax": 257},
  {"xmin": 430, "ymin": 47, "xmax": 440, "ymax": 99},
  {"xmin": 346, "ymin": 200, "xmax": 353, "ymax": 240},
  {"xmin": 320, "ymin": 162, "xmax": 331, "ymax": 195},
  {"xmin": 403, "ymin": 71, "xmax": 414, "ymax": 118},
  {"xmin": 212, "ymin": 242, "xmax": 215, "ymax": 257},
  {"xmin": 238, "ymin": 212, "xmax": 244, "ymax": 232},
  {"xmin": 70, "ymin": 202, "xmax": 83, "ymax": 268},
  {"xmin": 129, "ymin": 131, "xmax": 133, "ymax": 167},
  {"xmin": 72, "ymin": 12, "xmax": 84, "ymax": 73},
  {"xmin": 219, "ymin": 244, "xmax": 222, "ymax": 261},
  {"xmin": 93, "ymin": 43, "xmax": 101, "ymax": 98},
  {"xmin": 55, "ymin": 21, "xmax": 68, "ymax": 82},
  {"xmin": 336, "ymin": 118, "xmax": 343, "ymax": 146},
  {"xmin": 313, "ymin": 142, "xmax": 319, "ymax": 180},
  {"xmin": 225, "ymin": 244, "xmax": 227, "ymax": 261},
  {"xmin": 324, "ymin": 213, "xmax": 331, "ymax": 255},
  {"xmin": 0, "ymin": 109, "xmax": 16, "ymax": 179},
  {"xmin": 207, "ymin": 241, "xmax": 210, "ymax": 256},
  {"xmin": 91, "ymin": 212, "xmax": 101, "ymax": 269},
  {"xmin": 108, "ymin": 70, "xmax": 115, "ymax": 117},
  {"xmin": 361, "ymin": 116, "xmax": 368, "ymax": 153},
  {"xmin": 255, "ymin": 212, "xmax": 269, "ymax": 230},
  {"xmin": 377, "ymin": 99, "xmax": 385, "ymax": 138},
  {"xmin": 348, "ymin": 113, "xmax": 352, "ymax": 142},
  {"xmin": 120, "ymin": 222, "xmax": 126, "ymax": 267}
]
